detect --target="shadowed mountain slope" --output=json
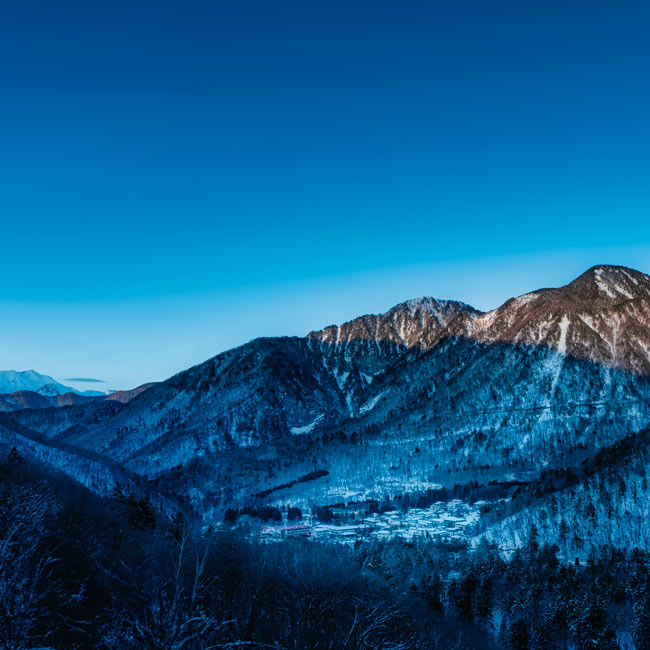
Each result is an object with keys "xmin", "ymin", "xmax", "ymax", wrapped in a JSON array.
[{"xmin": 6, "ymin": 265, "xmax": 650, "ymax": 517}]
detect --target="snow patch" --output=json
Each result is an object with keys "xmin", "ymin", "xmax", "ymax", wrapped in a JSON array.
[
  {"xmin": 331, "ymin": 368, "xmax": 349, "ymax": 391},
  {"xmin": 359, "ymin": 390, "xmax": 386, "ymax": 415},
  {"xmin": 595, "ymin": 269, "xmax": 617, "ymax": 298},
  {"xmin": 557, "ymin": 315, "xmax": 569, "ymax": 355},
  {"xmin": 513, "ymin": 293, "xmax": 538, "ymax": 307},
  {"xmin": 475, "ymin": 309, "xmax": 499, "ymax": 329},
  {"xmin": 594, "ymin": 268, "xmax": 634, "ymax": 299},
  {"xmin": 290, "ymin": 414, "xmax": 324, "ymax": 435},
  {"xmin": 578, "ymin": 313, "xmax": 598, "ymax": 332},
  {"xmin": 622, "ymin": 269, "xmax": 639, "ymax": 285}
]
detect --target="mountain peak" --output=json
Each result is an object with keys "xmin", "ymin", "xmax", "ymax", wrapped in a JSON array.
[
  {"xmin": 564, "ymin": 265, "xmax": 650, "ymax": 301},
  {"xmin": 0, "ymin": 369, "xmax": 90, "ymax": 397},
  {"xmin": 582, "ymin": 263, "xmax": 640, "ymax": 276},
  {"xmin": 306, "ymin": 264, "xmax": 650, "ymax": 373},
  {"xmin": 400, "ymin": 296, "xmax": 483, "ymax": 318},
  {"xmin": 468, "ymin": 265, "xmax": 650, "ymax": 373},
  {"xmin": 308, "ymin": 297, "xmax": 479, "ymax": 352}
]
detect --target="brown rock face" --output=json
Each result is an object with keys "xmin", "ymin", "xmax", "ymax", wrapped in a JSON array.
[
  {"xmin": 309, "ymin": 265, "xmax": 650, "ymax": 375},
  {"xmin": 309, "ymin": 298, "xmax": 481, "ymax": 350},
  {"xmin": 471, "ymin": 265, "xmax": 650, "ymax": 375}
]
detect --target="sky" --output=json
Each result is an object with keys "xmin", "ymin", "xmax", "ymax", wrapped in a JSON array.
[{"xmin": 1, "ymin": 1, "xmax": 650, "ymax": 390}]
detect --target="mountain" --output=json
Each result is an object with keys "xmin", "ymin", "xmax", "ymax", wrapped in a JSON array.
[
  {"xmin": 309, "ymin": 265, "xmax": 650, "ymax": 375},
  {"xmin": 307, "ymin": 297, "xmax": 481, "ymax": 376},
  {"xmin": 103, "ymin": 382, "xmax": 159, "ymax": 403},
  {"xmin": 469, "ymin": 265, "xmax": 650, "ymax": 374},
  {"xmin": 0, "ymin": 381, "xmax": 158, "ymax": 414},
  {"xmin": 0, "ymin": 370, "xmax": 74, "ymax": 396},
  {"xmin": 5, "ymin": 266, "xmax": 650, "ymax": 650},
  {"xmin": 0, "ymin": 389, "xmax": 99, "ymax": 412},
  {"xmin": 6, "ymin": 264, "xmax": 640, "ymax": 520},
  {"xmin": 0, "ymin": 369, "xmax": 112, "ymax": 397},
  {"xmin": 476, "ymin": 423, "xmax": 650, "ymax": 558}
]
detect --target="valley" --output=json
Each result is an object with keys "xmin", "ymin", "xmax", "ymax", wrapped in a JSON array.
[
  {"xmin": 3, "ymin": 265, "xmax": 650, "ymax": 559},
  {"xmin": 5, "ymin": 264, "xmax": 650, "ymax": 649}
]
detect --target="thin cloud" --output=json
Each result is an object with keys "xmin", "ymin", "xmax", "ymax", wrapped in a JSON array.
[{"xmin": 65, "ymin": 377, "xmax": 106, "ymax": 383}]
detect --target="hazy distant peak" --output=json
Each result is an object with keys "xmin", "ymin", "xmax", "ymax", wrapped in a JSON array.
[
  {"xmin": 0, "ymin": 369, "xmax": 107, "ymax": 397},
  {"xmin": 0, "ymin": 369, "xmax": 69, "ymax": 395}
]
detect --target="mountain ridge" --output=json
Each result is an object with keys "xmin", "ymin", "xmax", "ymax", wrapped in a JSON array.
[
  {"xmin": 307, "ymin": 264, "xmax": 650, "ymax": 375},
  {"xmin": 0, "ymin": 382, "xmax": 158, "ymax": 413},
  {"xmin": 5, "ymin": 264, "xmax": 650, "ymax": 520}
]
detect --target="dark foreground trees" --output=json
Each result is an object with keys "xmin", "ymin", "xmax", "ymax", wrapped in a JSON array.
[
  {"xmin": 0, "ymin": 452, "xmax": 480, "ymax": 650},
  {"xmin": 5, "ymin": 450, "xmax": 650, "ymax": 649},
  {"xmin": 354, "ymin": 534, "xmax": 650, "ymax": 650}
]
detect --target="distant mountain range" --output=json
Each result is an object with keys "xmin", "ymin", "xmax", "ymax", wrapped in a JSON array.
[
  {"xmin": 0, "ymin": 381, "xmax": 157, "ymax": 413},
  {"xmin": 3, "ymin": 264, "xmax": 650, "ymax": 556},
  {"xmin": 0, "ymin": 369, "xmax": 108, "ymax": 397}
]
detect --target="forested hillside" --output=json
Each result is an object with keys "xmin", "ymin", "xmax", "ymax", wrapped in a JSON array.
[{"xmin": 5, "ymin": 266, "xmax": 650, "ymax": 648}]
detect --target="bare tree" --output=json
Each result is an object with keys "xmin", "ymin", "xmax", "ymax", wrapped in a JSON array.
[{"xmin": 0, "ymin": 483, "xmax": 61, "ymax": 650}]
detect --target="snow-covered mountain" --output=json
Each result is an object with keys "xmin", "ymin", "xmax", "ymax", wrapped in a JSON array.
[
  {"xmin": 0, "ymin": 370, "xmax": 76, "ymax": 396},
  {"xmin": 0, "ymin": 369, "xmax": 112, "ymax": 398},
  {"xmin": 4, "ymin": 265, "xmax": 650, "ymax": 532},
  {"xmin": 307, "ymin": 297, "xmax": 481, "ymax": 376},
  {"xmin": 3, "ymin": 264, "xmax": 646, "ymax": 519},
  {"xmin": 309, "ymin": 264, "xmax": 650, "ymax": 375},
  {"xmin": 470, "ymin": 265, "xmax": 650, "ymax": 374}
]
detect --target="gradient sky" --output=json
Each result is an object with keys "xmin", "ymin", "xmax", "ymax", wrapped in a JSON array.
[{"xmin": 1, "ymin": 1, "xmax": 650, "ymax": 390}]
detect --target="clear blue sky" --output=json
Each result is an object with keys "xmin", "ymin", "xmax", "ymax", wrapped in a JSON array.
[{"xmin": 1, "ymin": 1, "xmax": 650, "ymax": 390}]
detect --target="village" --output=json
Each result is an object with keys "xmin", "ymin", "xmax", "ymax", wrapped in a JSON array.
[{"xmin": 249, "ymin": 499, "xmax": 483, "ymax": 545}]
